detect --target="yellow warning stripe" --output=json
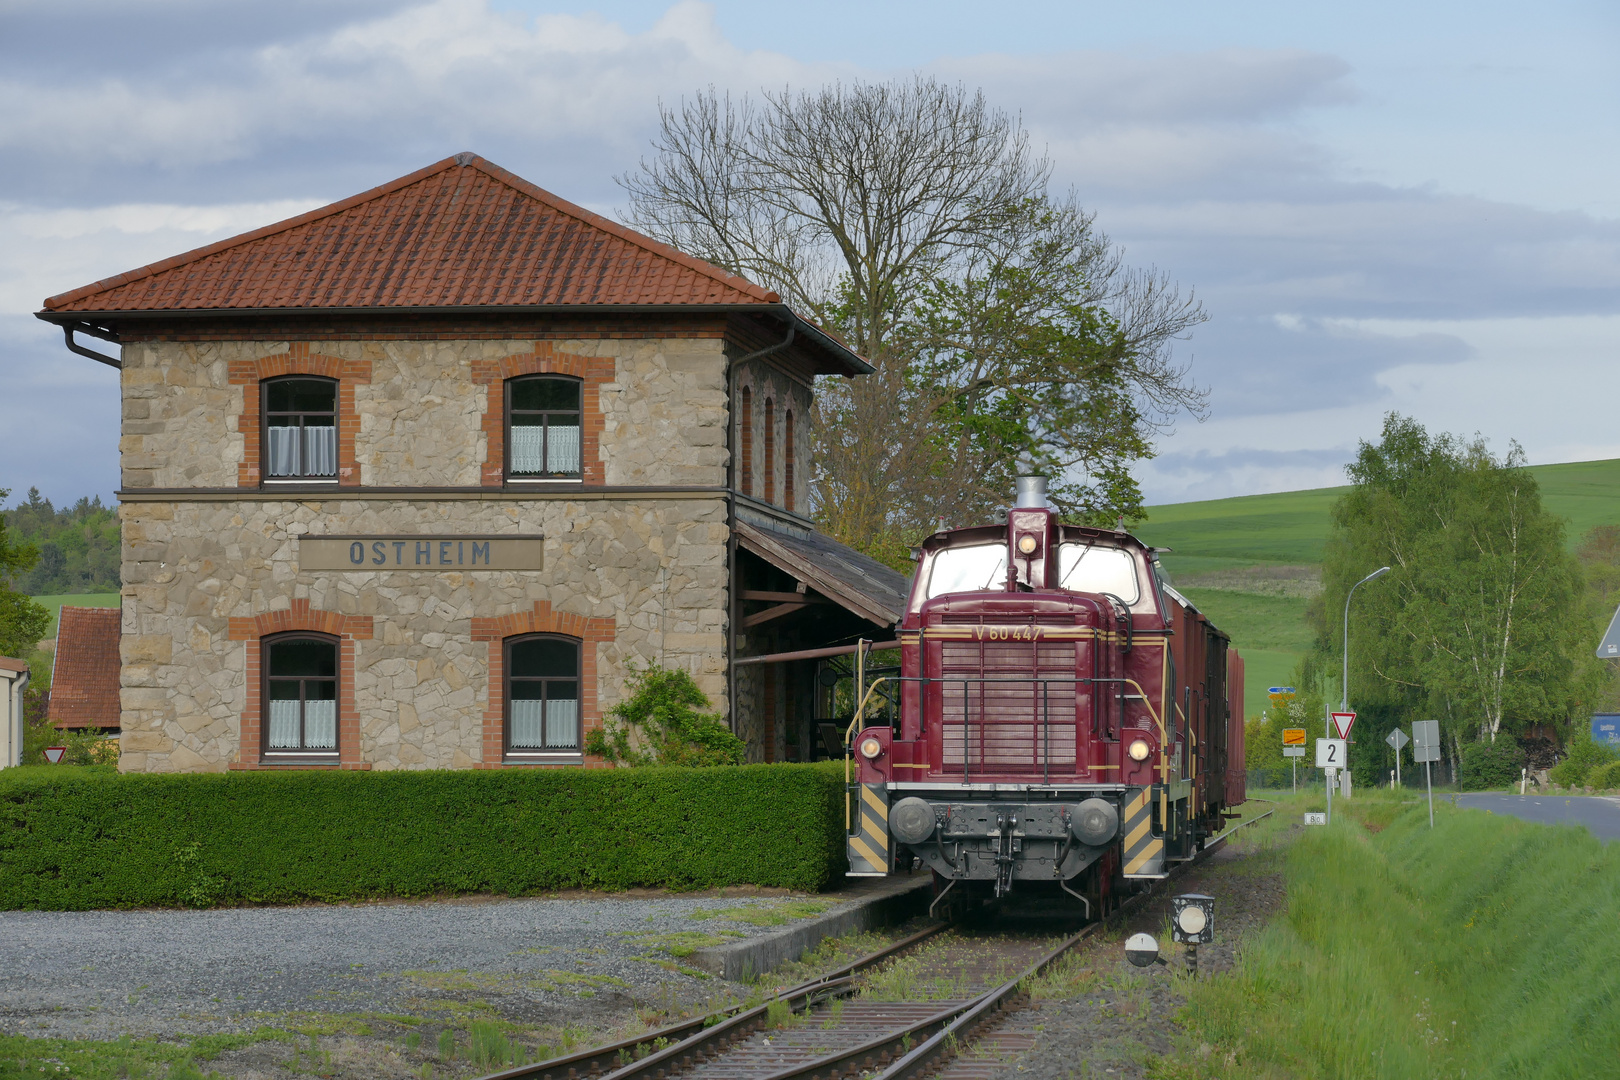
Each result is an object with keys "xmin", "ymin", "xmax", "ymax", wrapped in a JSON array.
[
  {"xmin": 849, "ymin": 833, "xmax": 885, "ymax": 870},
  {"xmin": 1123, "ymin": 816, "xmax": 1152, "ymax": 850},
  {"xmin": 1124, "ymin": 839, "xmax": 1161, "ymax": 875},
  {"xmin": 860, "ymin": 785, "xmax": 888, "ymax": 820}
]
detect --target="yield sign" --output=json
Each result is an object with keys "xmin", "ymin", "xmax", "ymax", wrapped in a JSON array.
[
  {"xmin": 1331, "ymin": 711, "xmax": 1357, "ymax": 739},
  {"xmin": 43, "ymin": 746, "xmax": 66, "ymax": 764}
]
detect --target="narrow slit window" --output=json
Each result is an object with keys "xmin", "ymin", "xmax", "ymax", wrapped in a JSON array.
[
  {"xmin": 763, "ymin": 397, "xmax": 776, "ymax": 504},
  {"xmin": 507, "ymin": 377, "xmax": 583, "ymax": 479},
  {"xmin": 739, "ymin": 386, "xmax": 753, "ymax": 496},
  {"xmin": 506, "ymin": 635, "xmax": 582, "ymax": 755},
  {"xmin": 264, "ymin": 378, "xmax": 337, "ymax": 480},
  {"xmin": 784, "ymin": 409, "xmax": 795, "ymax": 512},
  {"xmin": 263, "ymin": 634, "xmax": 339, "ymax": 755}
]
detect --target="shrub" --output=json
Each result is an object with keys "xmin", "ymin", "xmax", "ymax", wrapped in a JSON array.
[
  {"xmin": 1547, "ymin": 734, "xmax": 1617, "ymax": 788},
  {"xmin": 1586, "ymin": 759, "xmax": 1620, "ymax": 790},
  {"xmin": 0, "ymin": 762, "xmax": 846, "ymax": 910},
  {"xmin": 586, "ymin": 665, "xmax": 745, "ymax": 767},
  {"xmin": 1458, "ymin": 738, "xmax": 1523, "ymax": 790}
]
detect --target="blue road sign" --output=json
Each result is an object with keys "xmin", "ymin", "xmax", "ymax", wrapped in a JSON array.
[
  {"xmin": 1268, "ymin": 686, "xmax": 1296, "ymax": 695},
  {"xmin": 1593, "ymin": 714, "xmax": 1620, "ymax": 747}
]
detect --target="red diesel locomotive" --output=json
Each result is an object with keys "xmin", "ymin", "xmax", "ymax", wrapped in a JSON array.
[{"xmin": 845, "ymin": 476, "xmax": 1246, "ymax": 914}]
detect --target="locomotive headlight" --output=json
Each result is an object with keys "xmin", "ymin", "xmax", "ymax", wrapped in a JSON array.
[
  {"xmin": 859, "ymin": 736, "xmax": 884, "ymax": 760},
  {"xmin": 1128, "ymin": 738, "xmax": 1151, "ymax": 762},
  {"xmin": 1016, "ymin": 533, "xmax": 1039, "ymax": 555}
]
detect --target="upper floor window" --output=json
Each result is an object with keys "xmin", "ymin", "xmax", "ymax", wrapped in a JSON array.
[
  {"xmin": 507, "ymin": 376, "xmax": 582, "ymax": 480},
  {"xmin": 739, "ymin": 386, "xmax": 754, "ymax": 497},
  {"xmin": 763, "ymin": 398, "xmax": 776, "ymax": 503},
  {"xmin": 784, "ymin": 409, "xmax": 795, "ymax": 513},
  {"xmin": 265, "ymin": 377, "xmax": 337, "ymax": 480},
  {"xmin": 506, "ymin": 635, "xmax": 581, "ymax": 757},
  {"xmin": 264, "ymin": 633, "xmax": 338, "ymax": 757}
]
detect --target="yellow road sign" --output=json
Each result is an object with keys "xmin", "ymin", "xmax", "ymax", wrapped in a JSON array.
[{"xmin": 1282, "ymin": 728, "xmax": 1307, "ymax": 747}]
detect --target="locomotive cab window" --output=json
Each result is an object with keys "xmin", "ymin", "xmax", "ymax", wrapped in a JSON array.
[
  {"xmin": 263, "ymin": 634, "xmax": 338, "ymax": 757},
  {"xmin": 1057, "ymin": 544, "xmax": 1141, "ymax": 604},
  {"xmin": 507, "ymin": 376, "xmax": 582, "ymax": 480},
  {"xmin": 505, "ymin": 635, "xmax": 581, "ymax": 757},
  {"xmin": 924, "ymin": 543, "xmax": 1008, "ymax": 599},
  {"xmin": 264, "ymin": 378, "xmax": 337, "ymax": 481}
]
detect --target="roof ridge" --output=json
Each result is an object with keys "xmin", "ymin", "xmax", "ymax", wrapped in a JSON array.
[
  {"xmin": 461, "ymin": 156, "xmax": 778, "ymax": 304},
  {"xmin": 42, "ymin": 153, "xmax": 780, "ymax": 312}
]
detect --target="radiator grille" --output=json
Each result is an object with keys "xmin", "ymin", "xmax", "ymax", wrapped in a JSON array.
[{"xmin": 937, "ymin": 639, "xmax": 1079, "ymax": 770}]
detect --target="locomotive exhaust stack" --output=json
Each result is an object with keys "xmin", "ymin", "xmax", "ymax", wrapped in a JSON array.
[{"xmin": 844, "ymin": 474, "xmax": 1247, "ymax": 910}]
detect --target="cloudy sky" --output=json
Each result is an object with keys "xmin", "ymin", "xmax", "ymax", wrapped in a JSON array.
[{"xmin": 3, "ymin": 0, "xmax": 1616, "ymax": 508}]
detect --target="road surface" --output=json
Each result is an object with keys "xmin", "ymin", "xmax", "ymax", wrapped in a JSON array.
[{"xmin": 1456, "ymin": 792, "xmax": 1620, "ymax": 840}]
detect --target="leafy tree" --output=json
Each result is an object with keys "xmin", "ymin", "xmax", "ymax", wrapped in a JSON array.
[
  {"xmin": 620, "ymin": 77, "xmax": 1206, "ymax": 552},
  {"xmin": 0, "ymin": 488, "xmax": 51, "ymax": 659},
  {"xmin": 1318, "ymin": 415, "xmax": 1594, "ymax": 760},
  {"xmin": 586, "ymin": 665, "xmax": 746, "ymax": 767}
]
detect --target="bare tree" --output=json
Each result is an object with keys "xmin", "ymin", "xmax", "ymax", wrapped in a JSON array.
[{"xmin": 621, "ymin": 76, "xmax": 1207, "ymax": 556}]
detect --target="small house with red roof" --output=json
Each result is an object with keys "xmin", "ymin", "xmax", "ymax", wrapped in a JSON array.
[
  {"xmin": 48, "ymin": 606, "xmax": 123, "ymax": 733},
  {"xmin": 37, "ymin": 154, "xmax": 907, "ymax": 773}
]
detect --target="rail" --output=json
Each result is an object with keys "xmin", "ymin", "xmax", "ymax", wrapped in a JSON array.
[{"xmin": 472, "ymin": 808, "xmax": 1277, "ymax": 1080}]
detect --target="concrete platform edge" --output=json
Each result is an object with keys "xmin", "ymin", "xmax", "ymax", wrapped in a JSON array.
[{"xmin": 687, "ymin": 875, "xmax": 932, "ymax": 981}]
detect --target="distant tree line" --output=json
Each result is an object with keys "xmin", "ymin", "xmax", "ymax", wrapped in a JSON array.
[{"xmin": 4, "ymin": 487, "xmax": 120, "ymax": 595}]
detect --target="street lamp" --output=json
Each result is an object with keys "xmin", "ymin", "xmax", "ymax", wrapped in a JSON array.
[{"xmin": 1342, "ymin": 566, "xmax": 1391, "ymax": 711}]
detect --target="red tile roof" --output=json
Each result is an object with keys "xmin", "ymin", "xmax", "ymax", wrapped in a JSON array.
[
  {"xmin": 42, "ymin": 154, "xmax": 780, "ymax": 313},
  {"xmin": 49, "ymin": 606, "xmax": 121, "ymax": 731}
]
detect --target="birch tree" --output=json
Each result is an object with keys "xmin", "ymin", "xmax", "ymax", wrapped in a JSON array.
[{"xmin": 1320, "ymin": 414, "xmax": 1589, "ymax": 745}]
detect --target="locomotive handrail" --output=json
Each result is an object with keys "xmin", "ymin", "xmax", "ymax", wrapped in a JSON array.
[{"xmin": 842, "ymin": 672, "xmax": 1168, "ymax": 791}]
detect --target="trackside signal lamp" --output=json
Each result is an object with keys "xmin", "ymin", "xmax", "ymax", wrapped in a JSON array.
[
  {"xmin": 1128, "ymin": 738, "xmax": 1151, "ymax": 762},
  {"xmin": 1124, "ymin": 933, "xmax": 1166, "ymax": 967},
  {"xmin": 1171, "ymin": 893, "xmax": 1215, "ymax": 976},
  {"xmin": 858, "ymin": 735, "xmax": 884, "ymax": 760}
]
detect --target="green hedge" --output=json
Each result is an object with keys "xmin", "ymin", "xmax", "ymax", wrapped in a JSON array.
[{"xmin": 0, "ymin": 763, "xmax": 847, "ymax": 910}]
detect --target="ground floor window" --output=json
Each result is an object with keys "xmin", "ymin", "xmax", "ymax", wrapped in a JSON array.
[
  {"xmin": 264, "ymin": 633, "xmax": 338, "ymax": 756},
  {"xmin": 506, "ymin": 635, "xmax": 580, "ymax": 755}
]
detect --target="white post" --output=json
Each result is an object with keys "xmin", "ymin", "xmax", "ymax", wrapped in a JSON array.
[
  {"xmin": 1520, "ymin": 767, "xmax": 1528, "ymax": 796},
  {"xmin": 1425, "ymin": 761, "xmax": 1434, "ymax": 828},
  {"xmin": 1395, "ymin": 740, "xmax": 1401, "ymax": 787}
]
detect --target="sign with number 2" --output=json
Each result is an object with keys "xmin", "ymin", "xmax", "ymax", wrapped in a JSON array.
[{"xmin": 1315, "ymin": 738, "xmax": 1346, "ymax": 769}]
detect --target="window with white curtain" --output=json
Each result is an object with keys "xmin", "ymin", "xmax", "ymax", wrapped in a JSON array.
[
  {"xmin": 264, "ymin": 378, "xmax": 338, "ymax": 481},
  {"xmin": 505, "ymin": 635, "xmax": 581, "ymax": 756},
  {"xmin": 264, "ymin": 634, "xmax": 339, "ymax": 756},
  {"xmin": 507, "ymin": 377, "xmax": 582, "ymax": 479}
]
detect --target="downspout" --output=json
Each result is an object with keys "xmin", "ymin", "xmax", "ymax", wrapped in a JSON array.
[
  {"xmin": 726, "ymin": 316, "xmax": 798, "ymax": 737},
  {"xmin": 62, "ymin": 322, "xmax": 122, "ymax": 369}
]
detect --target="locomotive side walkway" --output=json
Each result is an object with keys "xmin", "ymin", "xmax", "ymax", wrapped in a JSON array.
[{"xmin": 0, "ymin": 877, "xmax": 926, "ymax": 1047}]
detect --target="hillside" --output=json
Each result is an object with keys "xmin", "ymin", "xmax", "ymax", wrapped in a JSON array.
[{"xmin": 1137, "ymin": 456, "xmax": 1620, "ymax": 712}]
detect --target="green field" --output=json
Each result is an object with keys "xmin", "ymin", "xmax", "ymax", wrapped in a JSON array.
[
  {"xmin": 30, "ymin": 593, "xmax": 120, "ymax": 640},
  {"xmin": 1137, "ymin": 456, "xmax": 1620, "ymax": 711}
]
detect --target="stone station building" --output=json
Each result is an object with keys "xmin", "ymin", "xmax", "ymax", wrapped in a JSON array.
[{"xmin": 37, "ymin": 153, "xmax": 908, "ymax": 773}]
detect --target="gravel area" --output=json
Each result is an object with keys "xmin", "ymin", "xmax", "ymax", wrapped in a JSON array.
[
  {"xmin": 0, "ymin": 887, "xmax": 865, "ymax": 1045},
  {"xmin": 984, "ymin": 817, "xmax": 1292, "ymax": 1079}
]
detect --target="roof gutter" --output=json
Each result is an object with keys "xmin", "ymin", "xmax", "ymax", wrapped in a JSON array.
[
  {"xmin": 61, "ymin": 321, "xmax": 121, "ymax": 370},
  {"xmin": 34, "ymin": 303, "xmax": 872, "ymax": 376}
]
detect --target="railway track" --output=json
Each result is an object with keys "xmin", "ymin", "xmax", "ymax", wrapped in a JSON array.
[{"xmin": 482, "ymin": 808, "xmax": 1274, "ymax": 1080}]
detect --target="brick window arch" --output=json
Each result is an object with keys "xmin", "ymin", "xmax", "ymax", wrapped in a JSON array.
[
  {"xmin": 228, "ymin": 599, "xmax": 373, "ymax": 769},
  {"xmin": 472, "ymin": 343, "xmax": 612, "ymax": 486},
  {"xmin": 262, "ymin": 376, "xmax": 338, "ymax": 481},
  {"xmin": 473, "ymin": 601, "xmax": 615, "ymax": 767},
  {"xmin": 229, "ymin": 344, "xmax": 371, "ymax": 487},
  {"xmin": 262, "ymin": 632, "xmax": 339, "ymax": 758}
]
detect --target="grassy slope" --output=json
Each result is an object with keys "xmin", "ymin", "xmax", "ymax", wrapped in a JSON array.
[
  {"xmin": 31, "ymin": 593, "xmax": 120, "ymax": 640},
  {"xmin": 1167, "ymin": 793, "xmax": 1620, "ymax": 1079},
  {"xmin": 1136, "ymin": 457, "xmax": 1620, "ymax": 710}
]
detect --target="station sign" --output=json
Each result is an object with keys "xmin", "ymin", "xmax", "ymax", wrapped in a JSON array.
[{"xmin": 299, "ymin": 535, "xmax": 544, "ymax": 571}]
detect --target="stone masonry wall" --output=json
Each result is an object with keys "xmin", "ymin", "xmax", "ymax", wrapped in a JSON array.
[
  {"xmin": 118, "ymin": 337, "xmax": 729, "ymax": 490},
  {"xmin": 118, "ymin": 496, "xmax": 729, "ymax": 773}
]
